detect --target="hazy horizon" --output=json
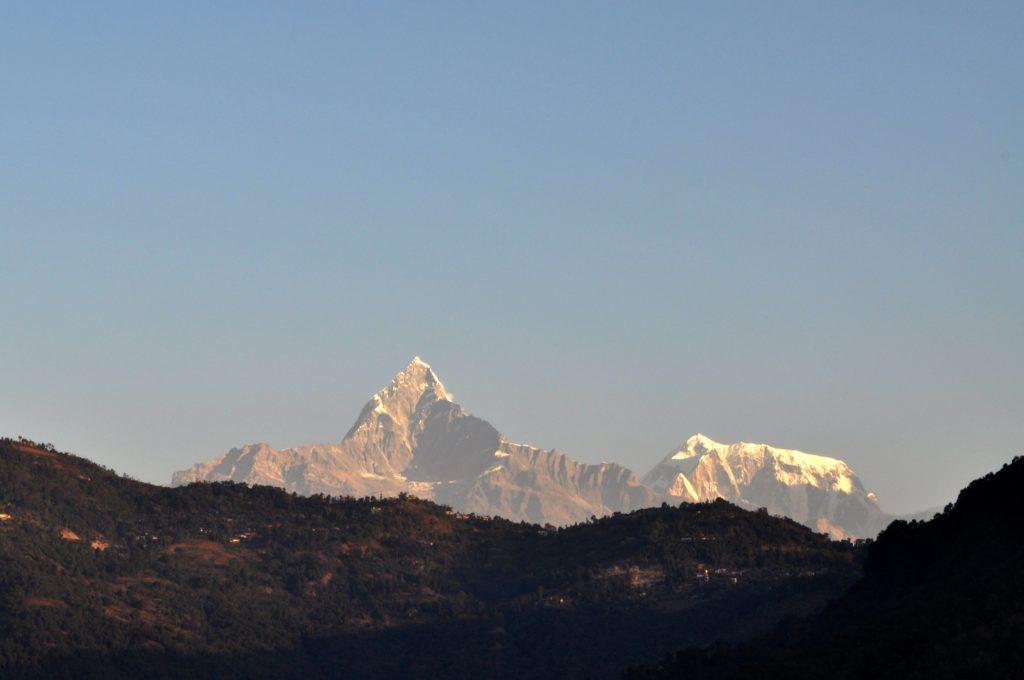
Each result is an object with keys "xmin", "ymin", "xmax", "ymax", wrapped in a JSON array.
[{"xmin": 3, "ymin": 3, "xmax": 1022, "ymax": 514}]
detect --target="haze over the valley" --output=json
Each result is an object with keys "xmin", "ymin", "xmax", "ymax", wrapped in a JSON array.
[{"xmin": 2, "ymin": 4, "xmax": 1022, "ymax": 515}]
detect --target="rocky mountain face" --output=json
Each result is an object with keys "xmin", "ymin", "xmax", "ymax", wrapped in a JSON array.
[
  {"xmin": 174, "ymin": 358, "xmax": 887, "ymax": 536},
  {"xmin": 172, "ymin": 358, "xmax": 659, "ymax": 525},
  {"xmin": 643, "ymin": 434, "xmax": 888, "ymax": 538}
]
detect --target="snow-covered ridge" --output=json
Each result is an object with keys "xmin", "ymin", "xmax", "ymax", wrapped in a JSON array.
[
  {"xmin": 657, "ymin": 433, "xmax": 860, "ymax": 495},
  {"xmin": 642, "ymin": 433, "xmax": 886, "ymax": 538}
]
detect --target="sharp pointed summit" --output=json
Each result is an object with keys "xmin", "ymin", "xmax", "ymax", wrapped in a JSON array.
[
  {"xmin": 346, "ymin": 357, "xmax": 450, "ymax": 439},
  {"xmin": 380, "ymin": 356, "xmax": 449, "ymax": 402}
]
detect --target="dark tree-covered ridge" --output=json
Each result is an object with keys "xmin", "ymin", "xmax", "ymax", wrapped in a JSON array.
[
  {"xmin": 629, "ymin": 455, "xmax": 1024, "ymax": 680},
  {"xmin": 0, "ymin": 437, "xmax": 860, "ymax": 679}
]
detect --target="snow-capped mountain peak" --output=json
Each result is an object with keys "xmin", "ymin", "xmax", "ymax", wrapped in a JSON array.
[
  {"xmin": 379, "ymin": 356, "xmax": 450, "ymax": 403},
  {"xmin": 676, "ymin": 433, "xmax": 725, "ymax": 458},
  {"xmin": 345, "ymin": 357, "xmax": 450, "ymax": 439},
  {"xmin": 642, "ymin": 435, "xmax": 885, "ymax": 538},
  {"xmin": 657, "ymin": 434, "xmax": 859, "ymax": 491}
]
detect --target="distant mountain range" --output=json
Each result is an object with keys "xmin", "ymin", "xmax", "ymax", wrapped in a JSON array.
[{"xmin": 173, "ymin": 357, "xmax": 889, "ymax": 537}]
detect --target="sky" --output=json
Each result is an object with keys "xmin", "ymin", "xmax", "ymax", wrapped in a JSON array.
[{"xmin": 1, "ymin": 2, "xmax": 1021, "ymax": 514}]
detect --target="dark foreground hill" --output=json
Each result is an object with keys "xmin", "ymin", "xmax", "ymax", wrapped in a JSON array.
[
  {"xmin": 629, "ymin": 455, "xmax": 1024, "ymax": 680},
  {"xmin": 0, "ymin": 437, "xmax": 860, "ymax": 679}
]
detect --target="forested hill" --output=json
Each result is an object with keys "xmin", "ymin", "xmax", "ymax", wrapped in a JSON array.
[
  {"xmin": 629, "ymin": 455, "xmax": 1024, "ymax": 679},
  {"xmin": 0, "ymin": 437, "xmax": 859, "ymax": 679}
]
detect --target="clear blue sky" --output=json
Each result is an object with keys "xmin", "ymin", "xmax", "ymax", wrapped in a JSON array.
[{"xmin": 2, "ymin": 2, "xmax": 1021, "ymax": 513}]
